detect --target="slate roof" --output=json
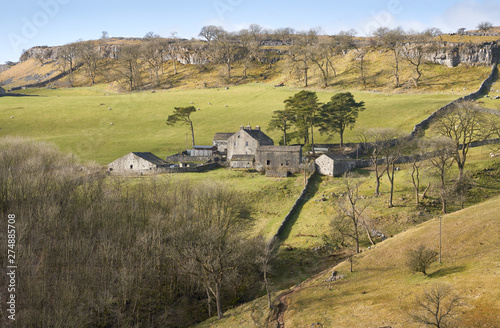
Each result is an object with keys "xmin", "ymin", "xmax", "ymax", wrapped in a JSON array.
[
  {"xmin": 257, "ymin": 145, "xmax": 302, "ymax": 152},
  {"xmin": 213, "ymin": 132, "xmax": 235, "ymax": 140},
  {"xmin": 244, "ymin": 129, "xmax": 274, "ymax": 144},
  {"xmin": 320, "ymin": 153, "xmax": 354, "ymax": 161},
  {"xmin": 132, "ymin": 152, "xmax": 167, "ymax": 166}
]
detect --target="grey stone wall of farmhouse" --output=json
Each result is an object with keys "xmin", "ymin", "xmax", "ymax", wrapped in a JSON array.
[
  {"xmin": 227, "ymin": 128, "xmax": 274, "ymax": 160},
  {"xmin": 255, "ymin": 146, "xmax": 302, "ymax": 173}
]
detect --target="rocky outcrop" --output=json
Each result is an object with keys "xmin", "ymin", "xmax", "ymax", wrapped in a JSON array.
[{"xmin": 425, "ymin": 42, "xmax": 500, "ymax": 67}]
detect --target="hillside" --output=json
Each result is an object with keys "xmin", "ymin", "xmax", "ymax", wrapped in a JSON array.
[
  {"xmin": 1, "ymin": 31, "xmax": 498, "ymax": 93},
  {"xmin": 197, "ymin": 196, "xmax": 500, "ymax": 328}
]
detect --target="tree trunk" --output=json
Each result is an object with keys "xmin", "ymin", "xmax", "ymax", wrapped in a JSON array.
[
  {"xmin": 189, "ymin": 120, "xmax": 196, "ymax": 147},
  {"xmin": 387, "ymin": 165, "xmax": 395, "ymax": 208},
  {"xmin": 264, "ymin": 271, "xmax": 272, "ymax": 309},
  {"xmin": 216, "ymin": 282, "xmax": 223, "ymax": 319},
  {"xmin": 206, "ymin": 288, "xmax": 212, "ymax": 317}
]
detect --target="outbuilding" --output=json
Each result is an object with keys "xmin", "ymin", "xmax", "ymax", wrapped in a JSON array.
[
  {"xmin": 108, "ymin": 152, "xmax": 168, "ymax": 174},
  {"xmin": 315, "ymin": 154, "xmax": 356, "ymax": 177}
]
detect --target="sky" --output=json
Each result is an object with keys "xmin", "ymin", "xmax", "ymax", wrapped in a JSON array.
[{"xmin": 0, "ymin": 0, "xmax": 499, "ymax": 63}]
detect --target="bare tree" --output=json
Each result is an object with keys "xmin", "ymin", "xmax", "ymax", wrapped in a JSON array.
[
  {"xmin": 406, "ymin": 245, "xmax": 438, "ymax": 275},
  {"xmin": 142, "ymin": 38, "xmax": 163, "ymax": 84},
  {"xmin": 380, "ymin": 130, "xmax": 404, "ymax": 208},
  {"xmin": 477, "ymin": 21, "xmax": 493, "ymax": 32},
  {"xmin": 256, "ymin": 236, "xmax": 279, "ymax": 309},
  {"xmin": 428, "ymin": 136, "xmax": 455, "ymax": 214},
  {"xmin": 116, "ymin": 44, "xmax": 143, "ymax": 90},
  {"xmin": 374, "ymin": 27, "xmax": 406, "ymax": 88},
  {"xmin": 332, "ymin": 173, "xmax": 370, "ymax": 253},
  {"xmin": 77, "ymin": 41, "xmax": 100, "ymax": 85},
  {"xmin": 408, "ymin": 138, "xmax": 428, "ymax": 205},
  {"xmin": 411, "ymin": 284, "xmax": 463, "ymax": 328},
  {"xmin": 288, "ymin": 28, "xmax": 319, "ymax": 87},
  {"xmin": 434, "ymin": 101, "xmax": 488, "ymax": 179},
  {"xmin": 57, "ymin": 42, "xmax": 79, "ymax": 86},
  {"xmin": 199, "ymin": 25, "xmax": 223, "ymax": 43},
  {"xmin": 168, "ymin": 182, "xmax": 249, "ymax": 320},
  {"xmin": 402, "ymin": 30, "xmax": 434, "ymax": 87}
]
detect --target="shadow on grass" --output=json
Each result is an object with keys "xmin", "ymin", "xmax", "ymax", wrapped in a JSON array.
[
  {"xmin": 277, "ymin": 174, "xmax": 321, "ymax": 241},
  {"xmin": 429, "ymin": 265, "xmax": 467, "ymax": 278}
]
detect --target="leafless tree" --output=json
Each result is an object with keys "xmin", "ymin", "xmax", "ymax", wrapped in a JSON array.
[
  {"xmin": 428, "ymin": 136, "xmax": 455, "ymax": 214},
  {"xmin": 477, "ymin": 21, "xmax": 493, "ymax": 32},
  {"xmin": 199, "ymin": 25, "xmax": 224, "ymax": 43},
  {"xmin": 402, "ymin": 30, "xmax": 434, "ymax": 87},
  {"xmin": 410, "ymin": 284, "xmax": 463, "ymax": 327},
  {"xmin": 288, "ymin": 28, "xmax": 319, "ymax": 86},
  {"xmin": 374, "ymin": 27, "xmax": 406, "ymax": 88},
  {"xmin": 116, "ymin": 44, "xmax": 143, "ymax": 90},
  {"xmin": 332, "ymin": 173, "xmax": 371, "ymax": 253},
  {"xmin": 408, "ymin": 138, "xmax": 429, "ymax": 205},
  {"xmin": 76, "ymin": 41, "xmax": 100, "ymax": 85},
  {"xmin": 406, "ymin": 245, "xmax": 438, "ymax": 275},
  {"xmin": 433, "ymin": 101, "xmax": 488, "ymax": 179}
]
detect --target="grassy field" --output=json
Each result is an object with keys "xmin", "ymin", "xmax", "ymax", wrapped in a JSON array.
[
  {"xmin": 197, "ymin": 195, "xmax": 500, "ymax": 328},
  {"xmin": 0, "ymin": 84, "xmax": 459, "ymax": 164},
  {"xmin": 136, "ymin": 168, "xmax": 306, "ymax": 239}
]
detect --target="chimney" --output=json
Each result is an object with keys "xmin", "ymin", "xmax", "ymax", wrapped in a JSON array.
[
  {"xmin": 245, "ymin": 123, "xmax": 251, "ymax": 130},
  {"xmin": 240, "ymin": 124, "xmax": 244, "ymax": 130},
  {"xmin": 255, "ymin": 125, "xmax": 261, "ymax": 131}
]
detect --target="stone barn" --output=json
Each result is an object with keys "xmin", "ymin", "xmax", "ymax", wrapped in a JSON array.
[
  {"xmin": 213, "ymin": 133, "xmax": 235, "ymax": 153},
  {"xmin": 315, "ymin": 154, "xmax": 356, "ymax": 177},
  {"xmin": 229, "ymin": 155, "xmax": 254, "ymax": 169},
  {"xmin": 108, "ymin": 152, "xmax": 168, "ymax": 174},
  {"xmin": 227, "ymin": 124, "xmax": 274, "ymax": 160},
  {"xmin": 255, "ymin": 146, "xmax": 302, "ymax": 174},
  {"xmin": 189, "ymin": 145, "xmax": 217, "ymax": 157}
]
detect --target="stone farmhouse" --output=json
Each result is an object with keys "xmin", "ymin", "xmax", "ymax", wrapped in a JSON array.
[
  {"xmin": 227, "ymin": 124, "xmax": 274, "ymax": 160},
  {"xmin": 108, "ymin": 152, "xmax": 168, "ymax": 174},
  {"xmin": 224, "ymin": 124, "xmax": 303, "ymax": 175},
  {"xmin": 315, "ymin": 154, "xmax": 356, "ymax": 177}
]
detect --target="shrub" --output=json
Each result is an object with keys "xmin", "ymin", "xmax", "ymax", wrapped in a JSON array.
[{"xmin": 406, "ymin": 245, "xmax": 439, "ymax": 275}]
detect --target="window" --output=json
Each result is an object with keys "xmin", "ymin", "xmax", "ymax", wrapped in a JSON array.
[
  {"xmin": 130, "ymin": 165, "xmax": 133, "ymax": 169},
  {"xmin": 267, "ymin": 160, "xmax": 270, "ymax": 165},
  {"xmin": 286, "ymin": 161, "xmax": 290, "ymax": 166},
  {"xmin": 245, "ymin": 141, "xmax": 249, "ymax": 146}
]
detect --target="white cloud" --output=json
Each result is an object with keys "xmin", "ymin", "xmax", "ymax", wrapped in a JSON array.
[{"xmin": 434, "ymin": 0, "xmax": 500, "ymax": 32}]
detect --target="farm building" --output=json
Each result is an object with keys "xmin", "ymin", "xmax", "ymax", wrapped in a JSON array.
[
  {"xmin": 189, "ymin": 145, "xmax": 217, "ymax": 157},
  {"xmin": 230, "ymin": 155, "xmax": 255, "ymax": 169},
  {"xmin": 227, "ymin": 124, "xmax": 274, "ymax": 160},
  {"xmin": 108, "ymin": 152, "xmax": 168, "ymax": 174},
  {"xmin": 255, "ymin": 145, "xmax": 302, "ymax": 174},
  {"xmin": 0, "ymin": 86, "xmax": 5, "ymax": 94},
  {"xmin": 315, "ymin": 154, "xmax": 356, "ymax": 177},
  {"xmin": 213, "ymin": 133, "xmax": 235, "ymax": 153}
]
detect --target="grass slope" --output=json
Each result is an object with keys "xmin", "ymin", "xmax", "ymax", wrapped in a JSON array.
[
  {"xmin": 197, "ymin": 196, "xmax": 500, "ymax": 328},
  {"xmin": 0, "ymin": 85, "xmax": 458, "ymax": 164}
]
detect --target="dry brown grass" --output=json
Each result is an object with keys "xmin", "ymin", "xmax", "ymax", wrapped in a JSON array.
[{"xmin": 197, "ymin": 196, "xmax": 500, "ymax": 328}]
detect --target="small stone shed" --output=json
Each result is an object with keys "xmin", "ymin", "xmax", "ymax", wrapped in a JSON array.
[
  {"xmin": 108, "ymin": 152, "xmax": 168, "ymax": 174},
  {"xmin": 213, "ymin": 133, "xmax": 234, "ymax": 153},
  {"xmin": 229, "ymin": 155, "xmax": 255, "ymax": 169},
  {"xmin": 315, "ymin": 154, "xmax": 356, "ymax": 177},
  {"xmin": 255, "ymin": 145, "xmax": 302, "ymax": 173}
]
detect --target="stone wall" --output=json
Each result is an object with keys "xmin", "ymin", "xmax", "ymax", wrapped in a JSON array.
[
  {"xmin": 410, "ymin": 63, "xmax": 498, "ymax": 138},
  {"xmin": 161, "ymin": 162, "xmax": 219, "ymax": 173},
  {"xmin": 275, "ymin": 172, "xmax": 316, "ymax": 239}
]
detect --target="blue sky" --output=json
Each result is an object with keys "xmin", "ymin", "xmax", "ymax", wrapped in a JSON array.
[{"xmin": 0, "ymin": 0, "xmax": 499, "ymax": 63}]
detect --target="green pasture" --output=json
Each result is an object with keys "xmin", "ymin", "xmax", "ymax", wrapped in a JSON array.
[{"xmin": 0, "ymin": 84, "xmax": 457, "ymax": 164}]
